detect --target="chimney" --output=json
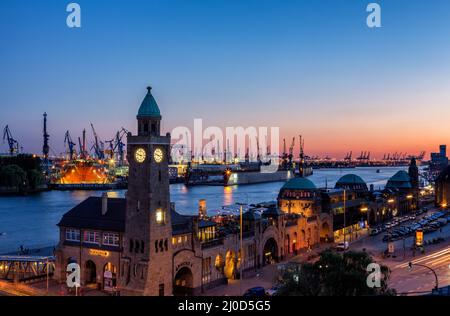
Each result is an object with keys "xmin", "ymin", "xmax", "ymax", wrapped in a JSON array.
[
  {"xmin": 102, "ymin": 192, "xmax": 108, "ymax": 215},
  {"xmin": 198, "ymin": 199, "xmax": 207, "ymax": 218}
]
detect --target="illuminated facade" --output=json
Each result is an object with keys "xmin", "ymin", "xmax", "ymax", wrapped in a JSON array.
[{"xmin": 55, "ymin": 87, "xmax": 306, "ymax": 295}]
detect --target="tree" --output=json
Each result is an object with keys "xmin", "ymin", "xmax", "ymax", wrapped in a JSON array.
[
  {"xmin": 278, "ymin": 250, "xmax": 396, "ymax": 296},
  {"xmin": 0, "ymin": 164, "xmax": 27, "ymax": 189}
]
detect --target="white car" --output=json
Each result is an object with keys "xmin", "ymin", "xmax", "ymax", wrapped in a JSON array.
[{"xmin": 336, "ymin": 241, "xmax": 349, "ymax": 251}]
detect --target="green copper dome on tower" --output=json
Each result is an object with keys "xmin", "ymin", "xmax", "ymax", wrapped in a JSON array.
[{"xmin": 137, "ymin": 86, "xmax": 161, "ymax": 117}]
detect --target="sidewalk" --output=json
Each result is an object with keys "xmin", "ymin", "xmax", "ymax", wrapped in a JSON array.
[{"xmin": 201, "ymin": 265, "xmax": 278, "ymax": 296}]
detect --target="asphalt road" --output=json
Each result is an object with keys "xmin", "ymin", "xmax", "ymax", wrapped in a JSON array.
[{"xmin": 349, "ymin": 206, "xmax": 450, "ymax": 295}]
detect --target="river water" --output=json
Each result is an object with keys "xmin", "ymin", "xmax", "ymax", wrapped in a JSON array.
[{"xmin": 0, "ymin": 166, "xmax": 408, "ymax": 254}]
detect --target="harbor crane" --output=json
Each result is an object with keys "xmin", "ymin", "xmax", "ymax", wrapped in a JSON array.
[
  {"xmin": 64, "ymin": 131, "xmax": 77, "ymax": 160},
  {"xmin": 78, "ymin": 129, "xmax": 87, "ymax": 159},
  {"xmin": 2, "ymin": 125, "xmax": 19, "ymax": 155},
  {"xmin": 298, "ymin": 135, "xmax": 305, "ymax": 162},
  {"xmin": 105, "ymin": 127, "xmax": 128, "ymax": 165},
  {"xmin": 90, "ymin": 123, "xmax": 105, "ymax": 160},
  {"xmin": 288, "ymin": 137, "xmax": 295, "ymax": 168},
  {"xmin": 281, "ymin": 138, "xmax": 288, "ymax": 168},
  {"xmin": 344, "ymin": 151, "xmax": 352, "ymax": 161},
  {"xmin": 357, "ymin": 151, "xmax": 370, "ymax": 161}
]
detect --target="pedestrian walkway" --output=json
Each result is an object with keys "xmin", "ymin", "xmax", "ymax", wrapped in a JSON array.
[{"xmin": 201, "ymin": 265, "xmax": 278, "ymax": 296}]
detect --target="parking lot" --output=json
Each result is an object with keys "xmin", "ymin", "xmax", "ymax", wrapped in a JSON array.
[{"xmin": 369, "ymin": 207, "xmax": 450, "ymax": 245}]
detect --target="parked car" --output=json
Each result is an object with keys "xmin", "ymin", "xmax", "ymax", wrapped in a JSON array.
[
  {"xmin": 244, "ymin": 287, "xmax": 266, "ymax": 297},
  {"xmin": 336, "ymin": 241, "xmax": 349, "ymax": 251},
  {"xmin": 266, "ymin": 286, "xmax": 280, "ymax": 296}
]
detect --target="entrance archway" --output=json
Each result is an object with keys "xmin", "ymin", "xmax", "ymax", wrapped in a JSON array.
[
  {"xmin": 173, "ymin": 267, "xmax": 194, "ymax": 296},
  {"xmin": 320, "ymin": 222, "xmax": 331, "ymax": 242},
  {"xmin": 224, "ymin": 250, "xmax": 236, "ymax": 279},
  {"xmin": 103, "ymin": 262, "xmax": 117, "ymax": 291},
  {"xmin": 262, "ymin": 238, "xmax": 278, "ymax": 265},
  {"xmin": 85, "ymin": 260, "xmax": 97, "ymax": 285}
]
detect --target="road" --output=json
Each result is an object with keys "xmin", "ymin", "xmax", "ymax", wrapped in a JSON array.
[
  {"xmin": 348, "ymin": 206, "xmax": 450, "ymax": 295},
  {"xmin": 387, "ymin": 246, "xmax": 450, "ymax": 295}
]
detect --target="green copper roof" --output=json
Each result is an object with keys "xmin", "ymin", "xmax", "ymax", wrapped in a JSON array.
[
  {"xmin": 386, "ymin": 170, "xmax": 412, "ymax": 189},
  {"xmin": 282, "ymin": 177, "xmax": 317, "ymax": 190},
  {"xmin": 335, "ymin": 174, "xmax": 368, "ymax": 191},
  {"xmin": 137, "ymin": 87, "xmax": 161, "ymax": 117},
  {"xmin": 336, "ymin": 174, "xmax": 366, "ymax": 185}
]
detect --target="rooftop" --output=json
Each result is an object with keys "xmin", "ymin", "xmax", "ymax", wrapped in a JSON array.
[
  {"xmin": 137, "ymin": 86, "xmax": 161, "ymax": 117},
  {"xmin": 281, "ymin": 177, "xmax": 317, "ymax": 191},
  {"xmin": 386, "ymin": 170, "xmax": 412, "ymax": 189},
  {"xmin": 57, "ymin": 197, "xmax": 126, "ymax": 232}
]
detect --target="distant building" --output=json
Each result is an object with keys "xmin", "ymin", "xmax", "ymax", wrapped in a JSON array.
[
  {"xmin": 430, "ymin": 145, "xmax": 448, "ymax": 174},
  {"xmin": 435, "ymin": 166, "xmax": 450, "ymax": 207},
  {"xmin": 380, "ymin": 160, "xmax": 418, "ymax": 217}
]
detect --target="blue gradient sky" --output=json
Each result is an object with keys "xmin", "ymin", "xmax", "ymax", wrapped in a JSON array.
[{"xmin": 1, "ymin": 0, "xmax": 450, "ymax": 158}]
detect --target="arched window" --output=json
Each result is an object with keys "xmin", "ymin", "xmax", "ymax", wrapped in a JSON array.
[
  {"xmin": 140, "ymin": 240, "xmax": 145, "ymax": 254},
  {"xmin": 155, "ymin": 240, "xmax": 158, "ymax": 253},
  {"xmin": 129, "ymin": 239, "xmax": 134, "ymax": 252}
]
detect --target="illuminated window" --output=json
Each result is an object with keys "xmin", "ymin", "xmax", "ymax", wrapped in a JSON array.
[
  {"xmin": 84, "ymin": 231, "xmax": 99, "ymax": 244},
  {"xmin": 172, "ymin": 237, "xmax": 177, "ymax": 245},
  {"xmin": 103, "ymin": 233, "xmax": 119, "ymax": 246},
  {"xmin": 156, "ymin": 209, "xmax": 165, "ymax": 224}
]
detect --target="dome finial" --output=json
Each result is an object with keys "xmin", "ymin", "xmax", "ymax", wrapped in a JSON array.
[{"xmin": 147, "ymin": 86, "xmax": 152, "ymax": 93}]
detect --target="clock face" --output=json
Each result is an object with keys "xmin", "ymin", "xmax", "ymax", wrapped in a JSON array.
[
  {"xmin": 154, "ymin": 148, "xmax": 164, "ymax": 163},
  {"xmin": 134, "ymin": 148, "xmax": 146, "ymax": 163}
]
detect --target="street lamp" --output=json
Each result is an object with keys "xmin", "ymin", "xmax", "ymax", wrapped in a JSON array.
[
  {"xmin": 408, "ymin": 262, "xmax": 439, "ymax": 291},
  {"xmin": 236, "ymin": 202, "xmax": 245, "ymax": 296}
]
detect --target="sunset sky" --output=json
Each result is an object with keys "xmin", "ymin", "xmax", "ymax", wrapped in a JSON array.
[{"xmin": 1, "ymin": 0, "xmax": 450, "ymax": 159}]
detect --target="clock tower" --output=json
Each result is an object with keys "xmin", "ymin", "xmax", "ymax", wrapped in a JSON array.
[{"xmin": 119, "ymin": 86, "xmax": 173, "ymax": 296}]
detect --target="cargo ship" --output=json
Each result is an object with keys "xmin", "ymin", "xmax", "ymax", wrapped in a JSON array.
[{"xmin": 184, "ymin": 161, "xmax": 312, "ymax": 186}]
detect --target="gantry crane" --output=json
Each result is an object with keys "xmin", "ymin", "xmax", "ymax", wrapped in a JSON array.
[
  {"xmin": 3, "ymin": 125, "xmax": 19, "ymax": 155},
  {"xmin": 90, "ymin": 123, "xmax": 105, "ymax": 160},
  {"xmin": 64, "ymin": 131, "xmax": 77, "ymax": 160}
]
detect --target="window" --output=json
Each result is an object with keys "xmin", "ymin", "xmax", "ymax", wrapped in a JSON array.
[
  {"xmin": 103, "ymin": 232, "xmax": 120, "ymax": 246},
  {"xmin": 83, "ymin": 231, "xmax": 100, "ymax": 244},
  {"xmin": 159, "ymin": 283, "xmax": 164, "ymax": 296},
  {"xmin": 202, "ymin": 257, "xmax": 212, "ymax": 285},
  {"xmin": 156, "ymin": 209, "xmax": 165, "ymax": 224},
  {"xmin": 66, "ymin": 229, "xmax": 80, "ymax": 242},
  {"xmin": 129, "ymin": 239, "xmax": 134, "ymax": 252}
]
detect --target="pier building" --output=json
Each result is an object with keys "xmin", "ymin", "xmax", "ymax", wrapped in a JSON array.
[
  {"xmin": 54, "ymin": 87, "xmax": 309, "ymax": 295},
  {"xmin": 54, "ymin": 87, "xmax": 420, "ymax": 295}
]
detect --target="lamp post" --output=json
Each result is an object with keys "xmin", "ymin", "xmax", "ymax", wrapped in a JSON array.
[
  {"xmin": 343, "ymin": 189, "xmax": 346, "ymax": 245},
  {"xmin": 236, "ymin": 202, "xmax": 245, "ymax": 296},
  {"xmin": 408, "ymin": 262, "xmax": 439, "ymax": 291}
]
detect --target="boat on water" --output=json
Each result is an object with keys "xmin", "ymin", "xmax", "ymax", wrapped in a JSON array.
[{"xmin": 184, "ymin": 161, "xmax": 312, "ymax": 186}]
